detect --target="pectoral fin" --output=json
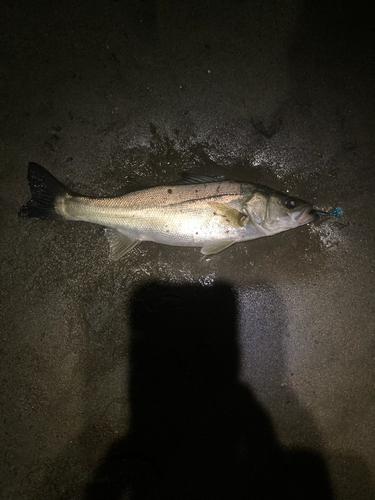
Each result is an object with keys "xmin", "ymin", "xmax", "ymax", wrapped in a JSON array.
[
  {"xmin": 200, "ymin": 240, "xmax": 236, "ymax": 258},
  {"xmin": 105, "ymin": 228, "xmax": 140, "ymax": 260},
  {"xmin": 208, "ymin": 202, "xmax": 248, "ymax": 228}
]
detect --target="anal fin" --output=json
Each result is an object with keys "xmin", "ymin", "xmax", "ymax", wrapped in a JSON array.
[{"xmin": 105, "ymin": 228, "xmax": 140, "ymax": 261}]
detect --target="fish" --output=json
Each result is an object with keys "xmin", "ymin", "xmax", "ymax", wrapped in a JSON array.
[{"xmin": 19, "ymin": 162, "xmax": 321, "ymax": 261}]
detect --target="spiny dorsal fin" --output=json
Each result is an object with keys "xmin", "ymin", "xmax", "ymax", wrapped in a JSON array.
[{"xmin": 178, "ymin": 173, "xmax": 225, "ymax": 184}]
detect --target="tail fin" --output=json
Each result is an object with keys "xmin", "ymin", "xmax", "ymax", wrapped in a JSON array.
[{"xmin": 19, "ymin": 162, "xmax": 71, "ymax": 220}]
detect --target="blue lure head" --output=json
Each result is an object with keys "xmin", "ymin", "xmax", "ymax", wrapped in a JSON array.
[{"xmin": 313, "ymin": 206, "xmax": 344, "ymax": 217}]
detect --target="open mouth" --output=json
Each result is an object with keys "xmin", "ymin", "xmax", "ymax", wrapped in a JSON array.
[{"xmin": 295, "ymin": 207, "xmax": 319, "ymax": 224}]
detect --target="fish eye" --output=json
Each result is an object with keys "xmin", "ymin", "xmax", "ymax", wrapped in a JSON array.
[{"xmin": 285, "ymin": 198, "xmax": 296, "ymax": 209}]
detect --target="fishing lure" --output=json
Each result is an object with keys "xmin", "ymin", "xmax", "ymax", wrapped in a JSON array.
[{"xmin": 314, "ymin": 206, "xmax": 344, "ymax": 217}]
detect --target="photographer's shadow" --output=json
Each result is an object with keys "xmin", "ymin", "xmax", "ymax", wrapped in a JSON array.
[{"xmin": 85, "ymin": 282, "xmax": 333, "ymax": 499}]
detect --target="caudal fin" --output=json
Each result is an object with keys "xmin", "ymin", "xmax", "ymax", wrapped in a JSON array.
[{"xmin": 19, "ymin": 162, "xmax": 71, "ymax": 220}]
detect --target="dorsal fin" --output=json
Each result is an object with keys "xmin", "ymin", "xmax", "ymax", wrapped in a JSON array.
[{"xmin": 178, "ymin": 173, "xmax": 225, "ymax": 185}]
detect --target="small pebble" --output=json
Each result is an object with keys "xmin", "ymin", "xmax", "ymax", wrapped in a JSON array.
[
  {"xmin": 342, "ymin": 140, "xmax": 357, "ymax": 151},
  {"xmin": 43, "ymin": 141, "xmax": 54, "ymax": 151},
  {"xmin": 66, "ymin": 157, "xmax": 73, "ymax": 162},
  {"xmin": 330, "ymin": 168, "xmax": 339, "ymax": 177}
]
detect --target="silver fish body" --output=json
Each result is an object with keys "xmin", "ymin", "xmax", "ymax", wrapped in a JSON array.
[{"xmin": 19, "ymin": 163, "xmax": 318, "ymax": 260}]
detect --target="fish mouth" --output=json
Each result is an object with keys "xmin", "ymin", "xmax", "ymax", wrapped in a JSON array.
[{"xmin": 295, "ymin": 207, "xmax": 319, "ymax": 225}]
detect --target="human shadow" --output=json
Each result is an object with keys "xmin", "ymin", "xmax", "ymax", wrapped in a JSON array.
[{"xmin": 85, "ymin": 282, "xmax": 333, "ymax": 500}]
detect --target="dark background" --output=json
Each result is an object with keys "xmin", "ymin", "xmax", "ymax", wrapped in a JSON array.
[{"xmin": 1, "ymin": 1, "xmax": 374, "ymax": 499}]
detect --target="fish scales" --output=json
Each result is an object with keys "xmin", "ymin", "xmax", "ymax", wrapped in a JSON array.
[{"xmin": 19, "ymin": 163, "xmax": 324, "ymax": 260}]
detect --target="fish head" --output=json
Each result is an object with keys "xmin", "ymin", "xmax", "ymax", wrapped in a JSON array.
[
  {"xmin": 244, "ymin": 188, "xmax": 318, "ymax": 234},
  {"xmin": 263, "ymin": 190, "xmax": 318, "ymax": 232}
]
